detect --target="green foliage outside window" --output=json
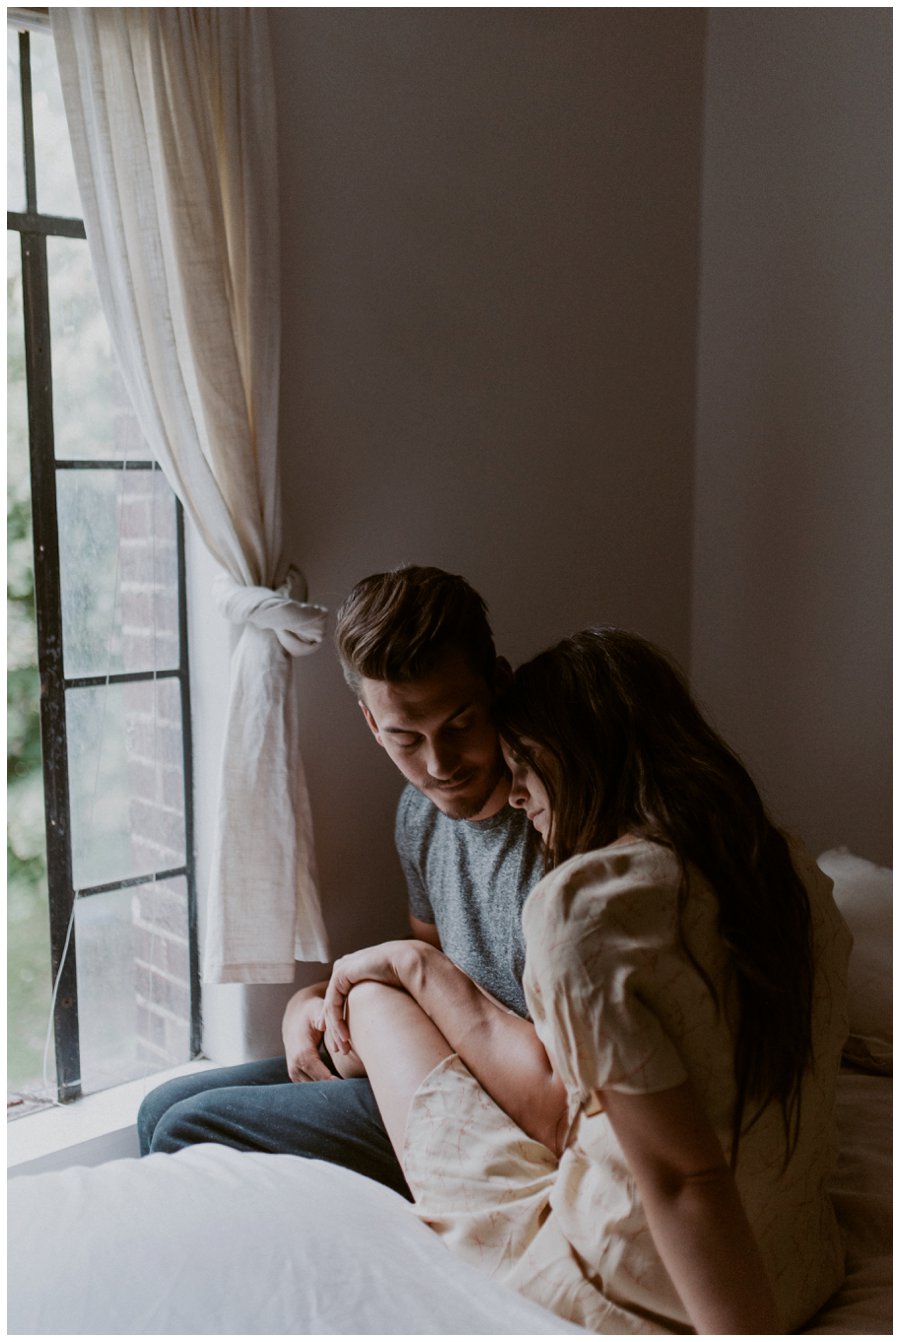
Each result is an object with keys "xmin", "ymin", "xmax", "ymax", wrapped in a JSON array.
[{"xmin": 8, "ymin": 233, "xmax": 53, "ymax": 1093}]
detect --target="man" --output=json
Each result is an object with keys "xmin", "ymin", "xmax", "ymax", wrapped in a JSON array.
[{"xmin": 137, "ymin": 567, "xmax": 543, "ymax": 1195}]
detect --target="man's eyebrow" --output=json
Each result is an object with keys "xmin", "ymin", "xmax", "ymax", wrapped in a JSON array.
[{"xmin": 382, "ymin": 701, "xmax": 475, "ymax": 734}]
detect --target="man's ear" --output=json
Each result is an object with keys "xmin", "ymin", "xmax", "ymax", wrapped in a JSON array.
[{"xmin": 358, "ymin": 699, "xmax": 383, "ymax": 746}]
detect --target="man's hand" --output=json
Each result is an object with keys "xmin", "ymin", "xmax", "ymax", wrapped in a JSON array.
[
  {"xmin": 321, "ymin": 940, "xmax": 427, "ymax": 1056},
  {"xmin": 281, "ymin": 983, "xmax": 335, "ymax": 1082}
]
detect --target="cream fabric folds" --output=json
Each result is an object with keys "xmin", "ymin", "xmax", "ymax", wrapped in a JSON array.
[
  {"xmin": 402, "ymin": 839, "xmax": 851, "ymax": 1333},
  {"xmin": 51, "ymin": 8, "xmax": 331, "ymax": 979}
]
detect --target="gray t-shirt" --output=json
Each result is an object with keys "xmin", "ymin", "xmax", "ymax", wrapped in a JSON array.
[{"xmin": 395, "ymin": 784, "xmax": 545, "ymax": 1019}]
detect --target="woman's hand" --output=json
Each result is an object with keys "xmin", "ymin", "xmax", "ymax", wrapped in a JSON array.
[
  {"xmin": 321, "ymin": 940, "xmax": 568, "ymax": 1152},
  {"xmin": 319, "ymin": 940, "xmax": 429, "ymax": 1054}
]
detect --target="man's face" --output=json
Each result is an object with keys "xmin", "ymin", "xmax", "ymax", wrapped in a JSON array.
[{"xmin": 359, "ymin": 649, "xmax": 509, "ymax": 821}]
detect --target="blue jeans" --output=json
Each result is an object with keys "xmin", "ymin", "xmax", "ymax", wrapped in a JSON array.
[{"xmin": 137, "ymin": 1055, "xmax": 411, "ymax": 1199}]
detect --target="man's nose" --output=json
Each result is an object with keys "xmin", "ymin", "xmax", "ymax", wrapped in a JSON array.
[{"xmin": 424, "ymin": 738, "xmax": 458, "ymax": 780}]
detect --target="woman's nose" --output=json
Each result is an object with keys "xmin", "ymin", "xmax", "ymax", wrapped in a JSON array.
[{"xmin": 507, "ymin": 766, "xmax": 527, "ymax": 808}]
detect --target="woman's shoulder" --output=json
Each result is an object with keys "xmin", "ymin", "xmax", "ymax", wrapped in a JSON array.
[
  {"xmin": 523, "ymin": 836, "xmax": 684, "ymax": 938},
  {"xmin": 521, "ymin": 839, "xmax": 698, "ymax": 1006},
  {"xmin": 551, "ymin": 835, "xmax": 681, "ymax": 890}
]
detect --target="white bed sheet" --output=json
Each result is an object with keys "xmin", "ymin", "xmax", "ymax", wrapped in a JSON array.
[
  {"xmin": 8, "ymin": 1145, "xmax": 585, "ymax": 1336},
  {"xmin": 804, "ymin": 1069, "xmax": 892, "ymax": 1335},
  {"xmin": 7, "ymin": 1067, "xmax": 891, "ymax": 1336}
]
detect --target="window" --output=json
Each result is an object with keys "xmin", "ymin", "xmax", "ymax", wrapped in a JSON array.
[{"xmin": 7, "ymin": 18, "xmax": 200, "ymax": 1111}]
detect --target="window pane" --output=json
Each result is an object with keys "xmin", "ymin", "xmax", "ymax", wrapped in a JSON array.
[
  {"xmin": 7, "ymin": 31, "xmax": 25, "ymax": 212},
  {"xmin": 8, "ymin": 229, "xmax": 54, "ymax": 1095},
  {"xmin": 67, "ymin": 678, "xmax": 187, "ymax": 891},
  {"xmin": 58, "ymin": 468, "xmax": 180, "ymax": 679},
  {"xmin": 29, "ymin": 28, "xmax": 81, "ymax": 218},
  {"xmin": 9, "ymin": 21, "xmax": 196, "ymax": 1102},
  {"xmin": 47, "ymin": 235, "xmax": 145, "ymax": 462},
  {"xmin": 76, "ymin": 877, "xmax": 192, "ymax": 1094}
]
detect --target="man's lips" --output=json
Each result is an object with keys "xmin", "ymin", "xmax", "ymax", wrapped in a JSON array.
[{"xmin": 430, "ymin": 772, "xmax": 476, "ymax": 792}]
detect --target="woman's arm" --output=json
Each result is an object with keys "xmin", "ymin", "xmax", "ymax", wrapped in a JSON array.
[
  {"xmin": 317, "ymin": 916, "xmax": 442, "ymax": 1080},
  {"xmin": 601, "ymin": 1081, "xmax": 780, "ymax": 1335},
  {"xmin": 321, "ymin": 940, "xmax": 568, "ymax": 1153}
]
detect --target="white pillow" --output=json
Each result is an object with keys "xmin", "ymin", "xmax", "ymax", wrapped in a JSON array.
[{"xmin": 817, "ymin": 848, "xmax": 892, "ymax": 1074}]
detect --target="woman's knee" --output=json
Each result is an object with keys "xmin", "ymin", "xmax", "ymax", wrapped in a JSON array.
[
  {"xmin": 347, "ymin": 979, "xmax": 407, "ymax": 1016},
  {"xmin": 344, "ymin": 982, "xmax": 415, "ymax": 1054},
  {"xmin": 323, "ymin": 1016, "xmax": 368, "ymax": 1079}
]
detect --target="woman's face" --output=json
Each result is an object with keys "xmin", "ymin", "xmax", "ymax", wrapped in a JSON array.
[{"xmin": 502, "ymin": 737, "xmax": 555, "ymax": 843}]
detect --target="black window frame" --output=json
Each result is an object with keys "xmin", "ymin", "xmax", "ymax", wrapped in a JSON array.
[{"xmin": 8, "ymin": 25, "xmax": 201, "ymax": 1104}]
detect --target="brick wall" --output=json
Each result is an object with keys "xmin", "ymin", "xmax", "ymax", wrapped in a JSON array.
[{"xmin": 117, "ymin": 463, "xmax": 193, "ymax": 1073}]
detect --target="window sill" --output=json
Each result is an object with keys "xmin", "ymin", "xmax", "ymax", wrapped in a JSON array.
[{"xmin": 7, "ymin": 1059, "xmax": 217, "ymax": 1178}]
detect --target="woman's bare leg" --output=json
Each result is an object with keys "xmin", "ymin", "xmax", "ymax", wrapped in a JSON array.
[
  {"xmin": 344, "ymin": 980, "xmax": 453, "ymax": 1157},
  {"xmin": 322, "ymin": 1023, "xmax": 367, "ymax": 1079}
]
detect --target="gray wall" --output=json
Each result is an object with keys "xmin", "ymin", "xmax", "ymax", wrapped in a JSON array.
[
  {"xmin": 271, "ymin": 8, "xmax": 706, "ymax": 965},
  {"xmin": 692, "ymin": 8, "xmax": 892, "ymax": 865},
  {"xmin": 264, "ymin": 7, "xmax": 889, "ymax": 991}
]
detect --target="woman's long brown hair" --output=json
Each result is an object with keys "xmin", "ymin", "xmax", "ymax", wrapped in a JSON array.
[{"xmin": 496, "ymin": 627, "xmax": 814, "ymax": 1165}]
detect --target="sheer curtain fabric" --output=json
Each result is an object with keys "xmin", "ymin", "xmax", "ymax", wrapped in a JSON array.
[{"xmin": 51, "ymin": 7, "xmax": 331, "ymax": 980}]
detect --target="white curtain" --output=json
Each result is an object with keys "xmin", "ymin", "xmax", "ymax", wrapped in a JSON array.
[{"xmin": 51, "ymin": 8, "xmax": 331, "ymax": 981}]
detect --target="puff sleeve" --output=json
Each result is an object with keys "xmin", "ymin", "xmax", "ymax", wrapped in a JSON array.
[{"xmin": 521, "ymin": 843, "xmax": 695, "ymax": 1103}]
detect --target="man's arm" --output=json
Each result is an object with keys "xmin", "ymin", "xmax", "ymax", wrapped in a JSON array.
[
  {"xmin": 409, "ymin": 915, "xmax": 441, "ymax": 948},
  {"xmin": 322, "ymin": 940, "xmax": 568, "ymax": 1153}
]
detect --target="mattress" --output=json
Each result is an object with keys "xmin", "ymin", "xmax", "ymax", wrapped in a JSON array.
[
  {"xmin": 7, "ymin": 1064, "xmax": 891, "ymax": 1335},
  {"xmin": 8, "ymin": 845, "xmax": 892, "ymax": 1334}
]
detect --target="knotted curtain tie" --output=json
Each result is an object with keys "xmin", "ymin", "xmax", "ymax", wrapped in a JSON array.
[{"xmin": 213, "ymin": 566, "xmax": 328, "ymax": 656}]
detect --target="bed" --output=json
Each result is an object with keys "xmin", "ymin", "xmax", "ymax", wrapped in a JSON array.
[{"xmin": 8, "ymin": 848, "xmax": 891, "ymax": 1335}]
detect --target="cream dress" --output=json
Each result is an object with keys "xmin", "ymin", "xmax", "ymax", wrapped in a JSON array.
[{"xmin": 402, "ymin": 838, "xmax": 852, "ymax": 1334}]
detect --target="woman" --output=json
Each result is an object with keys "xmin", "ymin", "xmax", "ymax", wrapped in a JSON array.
[{"xmin": 321, "ymin": 628, "xmax": 850, "ymax": 1334}]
